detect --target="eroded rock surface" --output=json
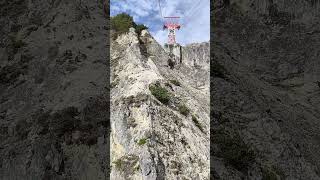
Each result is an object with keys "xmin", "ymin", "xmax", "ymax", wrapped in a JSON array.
[
  {"xmin": 110, "ymin": 29, "xmax": 210, "ymax": 179},
  {"xmin": 0, "ymin": 0, "xmax": 109, "ymax": 179},
  {"xmin": 211, "ymin": 0, "xmax": 320, "ymax": 179}
]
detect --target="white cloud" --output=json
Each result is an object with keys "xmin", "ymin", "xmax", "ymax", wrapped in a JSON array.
[
  {"xmin": 111, "ymin": 0, "xmax": 210, "ymax": 46},
  {"xmin": 111, "ymin": 0, "xmax": 157, "ymax": 17},
  {"xmin": 153, "ymin": 30, "xmax": 167, "ymax": 46}
]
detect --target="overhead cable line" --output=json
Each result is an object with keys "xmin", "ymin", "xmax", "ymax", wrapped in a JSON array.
[
  {"xmin": 158, "ymin": 0, "xmax": 164, "ymax": 18},
  {"xmin": 183, "ymin": 0, "xmax": 202, "ymax": 18},
  {"xmin": 181, "ymin": 0, "xmax": 203, "ymax": 25},
  {"xmin": 182, "ymin": 0, "xmax": 202, "ymax": 20}
]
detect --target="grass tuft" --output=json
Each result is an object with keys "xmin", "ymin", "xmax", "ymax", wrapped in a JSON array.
[
  {"xmin": 149, "ymin": 84, "xmax": 171, "ymax": 104},
  {"xmin": 178, "ymin": 104, "xmax": 190, "ymax": 116},
  {"xmin": 192, "ymin": 114, "xmax": 204, "ymax": 132},
  {"xmin": 137, "ymin": 138, "xmax": 147, "ymax": 146},
  {"xmin": 169, "ymin": 79, "xmax": 181, "ymax": 86}
]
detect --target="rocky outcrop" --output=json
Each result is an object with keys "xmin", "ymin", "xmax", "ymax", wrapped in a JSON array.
[
  {"xmin": 110, "ymin": 29, "xmax": 210, "ymax": 179},
  {"xmin": 0, "ymin": 0, "xmax": 109, "ymax": 179},
  {"xmin": 211, "ymin": 0, "xmax": 320, "ymax": 179},
  {"xmin": 182, "ymin": 42, "xmax": 210, "ymax": 70}
]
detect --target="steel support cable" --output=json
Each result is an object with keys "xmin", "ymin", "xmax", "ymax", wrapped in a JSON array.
[
  {"xmin": 158, "ymin": 0, "xmax": 164, "ymax": 18},
  {"xmin": 181, "ymin": 0, "xmax": 203, "ymax": 25},
  {"xmin": 184, "ymin": 2, "xmax": 203, "ymax": 21},
  {"xmin": 180, "ymin": 3, "xmax": 203, "ymax": 28},
  {"xmin": 183, "ymin": 0, "xmax": 202, "ymax": 18},
  {"xmin": 183, "ymin": 3, "xmax": 205, "ymax": 26},
  {"xmin": 179, "ymin": 0, "xmax": 205, "ymax": 44}
]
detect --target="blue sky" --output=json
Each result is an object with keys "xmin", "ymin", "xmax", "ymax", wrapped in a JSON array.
[{"xmin": 110, "ymin": 0, "xmax": 210, "ymax": 46}]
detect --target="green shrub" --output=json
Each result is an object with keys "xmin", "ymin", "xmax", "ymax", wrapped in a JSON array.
[
  {"xmin": 111, "ymin": 13, "xmax": 135, "ymax": 35},
  {"xmin": 192, "ymin": 114, "xmax": 203, "ymax": 132},
  {"xmin": 178, "ymin": 104, "xmax": 190, "ymax": 116},
  {"xmin": 113, "ymin": 158, "xmax": 124, "ymax": 170},
  {"xmin": 111, "ymin": 13, "xmax": 148, "ymax": 37},
  {"xmin": 135, "ymin": 24, "xmax": 148, "ymax": 35},
  {"xmin": 149, "ymin": 84, "xmax": 171, "ymax": 104},
  {"xmin": 113, "ymin": 155, "xmax": 139, "ymax": 173},
  {"xmin": 137, "ymin": 138, "xmax": 147, "ymax": 146},
  {"xmin": 170, "ymin": 79, "xmax": 181, "ymax": 86}
]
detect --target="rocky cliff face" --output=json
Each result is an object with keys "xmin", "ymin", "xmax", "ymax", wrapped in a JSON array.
[
  {"xmin": 0, "ymin": 0, "xmax": 109, "ymax": 179},
  {"xmin": 212, "ymin": 0, "xmax": 320, "ymax": 179},
  {"xmin": 110, "ymin": 29, "xmax": 210, "ymax": 179}
]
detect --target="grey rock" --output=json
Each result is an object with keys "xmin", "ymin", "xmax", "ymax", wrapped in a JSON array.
[
  {"xmin": 110, "ymin": 30, "xmax": 209, "ymax": 179},
  {"xmin": 211, "ymin": 1, "xmax": 320, "ymax": 179},
  {"xmin": 0, "ymin": 0, "xmax": 109, "ymax": 179}
]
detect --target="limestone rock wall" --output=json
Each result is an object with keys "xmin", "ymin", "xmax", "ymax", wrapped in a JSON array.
[
  {"xmin": 110, "ymin": 30, "xmax": 210, "ymax": 179},
  {"xmin": 0, "ymin": 0, "xmax": 109, "ymax": 179},
  {"xmin": 211, "ymin": 0, "xmax": 320, "ymax": 179}
]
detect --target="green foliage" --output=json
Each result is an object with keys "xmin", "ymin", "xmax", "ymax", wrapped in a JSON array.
[
  {"xmin": 111, "ymin": 13, "xmax": 135, "ymax": 35},
  {"xmin": 111, "ymin": 13, "xmax": 148, "ymax": 38},
  {"xmin": 113, "ymin": 155, "xmax": 139, "ymax": 173},
  {"xmin": 213, "ymin": 129, "xmax": 255, "ymax": 172},
  {"xmin": 192, "ymin": 114, "xmax": 203, "ymax": 132},
  {"xmin": 178, "ymin": 104, "xmax": 190, "ymax": 116},
  {"xmin": 170, "ymin": 79, "xmax": 181, "ymax": 86},
  {"xmin": 137, "ymin": 138, "xmax": 147, "ymax": 146},
  {"xmin": 113, "ymin": 158, "xmax": 124, "ymax": 170},
  {"xmin": 135, "ymin": 24, "xmax": 148, "ymax": 35},
  {"xmin": 149, "ymin": 84, "xmax": 171, "ymax": 104}
]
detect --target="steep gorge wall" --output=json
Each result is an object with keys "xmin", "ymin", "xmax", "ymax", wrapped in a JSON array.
[
  {"xmin": 110, "ymin": 30, "xmax": 210, "ymax": 179},
  {"xmin": 211, "ymin": 0, "xmax": 320, "ymax": 179},
  {"xmin": 0, "ymin": 0, "xmax": 109, "ymax": 179}
]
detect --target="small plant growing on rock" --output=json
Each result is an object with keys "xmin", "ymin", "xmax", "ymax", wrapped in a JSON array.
[
  {"xmin": 113, "ymin": 158, "xmax": 124, "ymax": 170},
  {"xmin": 113, "ymin": 155, "xmax": 139, "ymax": 174},
  {"xmin": 135, "ymin": 24, "xmax": 148, "ymax": 35},
  {"xmin": 178, "ymin": 104, "xmax": 190, "ymax": 116},
  {"xmin": 192, "ymin": 114, "xmax": 204, "ymax": 132},
  {"xmin": 137, "ymin": 138, "xmax": 147, "ymax": 146},
  {"xmin": 111, "ymin": 13, "xmax": 134, "ymax": 35},
  {"xmin": 149, "ymin": 84, "xmax": 171, "ymax": 104},
  {"xmin": 170, "ymin": 79, "xmax": 181, "ymax": 86},
  {"xmin": 111, "ymin": 13, "xmax": 148, "ymax": 38}
]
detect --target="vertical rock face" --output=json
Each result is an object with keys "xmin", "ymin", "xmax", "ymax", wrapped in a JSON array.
[
  {"xmin": 182, "ymin": 42, "xmax": 210, "ymax": 70},
  {"xmin": 0, "ymin": 0, "xmax": 109, "ymax": 179},
  {"xmin": 212, "ymin": 0, "xmax": 320, "ymax": 179},
  {"xmin": 221, "ymin": 0, "xmax": 320, "ymax": 24},
  {"xmin": 110, "ymin": 30, "xmax": 210, "ymax": 179}
]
